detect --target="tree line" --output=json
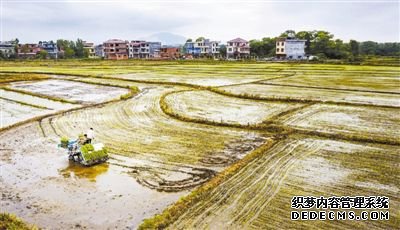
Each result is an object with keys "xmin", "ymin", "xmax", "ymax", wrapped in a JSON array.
[
  {"xmin": 250, "ymin": 30, "xmax": 400, "ymax": 60},
  {"xmin": 0, "ymin": 38, "xmax": 90, "ymax": 59},
  {"xmin": 1, "ymin": 31, "xmax": 399, "ymax": 60}
]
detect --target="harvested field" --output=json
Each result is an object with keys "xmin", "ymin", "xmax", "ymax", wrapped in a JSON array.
[
  {"xmin": 163, "ymin": 90, "xmax": 303, "ymax": 126},
  {"xmin": 280, "ymin": 104, "xmax": 400, "ymax": 144},
  {"xmin": 43, "ymin": 84, "xmax": 268, "ymax": 191},
  {"xmin": 0, "ymin": 61, "xmax": 399, "ymax": 229},
  {"xmin": 115, "ymin": 73, "xmax": 274, "ymax": 87},
  {"xmin": 220, "ymin": 83, "xmax": 400, "ymax": 107},
  {"xmin": 167, "ymin": 136, "xmax": 399, "ymax": 229},
  {"xmin": 264, "ymin": 72, "xmax": 400, "ymax": 93},
  {"xmin": 9, "ymin": 79, "xmax": 129, "ymax": 104}
]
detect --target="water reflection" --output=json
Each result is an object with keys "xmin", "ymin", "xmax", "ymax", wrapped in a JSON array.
[{"xmin": 59, "ymin": 161, "xmax": 109, "ymax": 182}]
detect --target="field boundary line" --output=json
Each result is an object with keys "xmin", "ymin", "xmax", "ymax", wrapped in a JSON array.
[
  {"xmin": 255, "ymin": 82, "xmax": 400, "ymax": 95},
  {"xmin": 159, "ymin": 89, "xmax": 289, "ymax": 134},
  {"xmin": 0, "ymin": 86, "xmax": 80, "ymax": 104},
  {"xmin": 0, "ymin": 88, "xmax": 140, "ymax": 134},
  {"xmin": 159, "ymin": 90, "xmax": 400, "ymax": 146},
  {"xmin": 138, "ymin": 138, "xmax": 280, "ymax": 230},
  {"xmin": 2, "ymin": 71, "xmax": 398, "ymax": 109},
  {"xmin": 0, "ymin": 96, "xmax": 51, "ymax": 110}
]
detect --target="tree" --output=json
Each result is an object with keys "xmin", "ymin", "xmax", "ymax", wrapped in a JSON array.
[
  {"xmin": 64, "ymin": 47, "xmax": 75, "ymax": 58},
  {"xmin": 13, "ymin": 38, "xmax": 19, "ymax": 53},
  {"xmin": 349, "ymin": 40, "xmax": 359, "ymax": 56},
  {"xmin": 195, "ymin": 37, "xmax": 205, "ymax": 42},
  {"xmin": 311, "ymin": 31, "xmax": 335, "ymax": 56},
  {"xmin": 360, "ymin": 41, "xmax": 378, "ymax": 55},
  {"xmin": 331, "ymin": 39, "xmax": 350, "ymax": 59},
  {"xmin": 219, "ymin": 45, "xmax": 227, "ymax": 58},
  {"xmin": 37, "ymin": 50, "xmax": 48, "ymax": 59},
  {"xmin": 83, "ymin": 48, "xmax": 90, "ymax": 58},
  {"xmin": 296, "ymin": 31, "xmax": 312, "ymax": 54},
  {"xmin": 280, "ymin": 30, "xmax": 296, "ymax": 38},
  {"xmin": 74, "ymin": 38, "xmax": 85, "ymax": 58},
  {"xmin": 250, "ymin": 39, "xmax": 264, "ymax": 57},
  {"xmin": 249, "ymin": 37, "xmax": 276, "ymax": 58},
  {"xmin": 186, "ymin": 38, "xmax": 192, "ymax": 42}
]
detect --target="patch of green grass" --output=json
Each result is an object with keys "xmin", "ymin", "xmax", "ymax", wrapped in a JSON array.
[
  {"xmin": 0, "ymin": 213, "xmax": 37, "ymax": 230},
  {"xmin": 0, "ymin": 73, "xmax": 50, "ymax": 84}
]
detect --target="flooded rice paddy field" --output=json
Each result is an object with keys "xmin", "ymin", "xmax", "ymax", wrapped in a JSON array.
[
  {"xmin": 0, "ymin": 62, "xmax": 399, "ymax": 229},
  {"xmin": 10, "ymin": 79, "xmax": 129, "ymax": 104},
  {"xmin": 170, "ymin": 136, "xmax": 399, "ymax": 229},
  {"xmin": 220, "ymin": 83, "xmax": 400, "ymax": 107}
]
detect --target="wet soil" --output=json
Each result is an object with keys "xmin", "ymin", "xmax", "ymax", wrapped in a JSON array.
[{"xmin": 0, "ymin": 123, "xmax": 186, "ymax": 229}]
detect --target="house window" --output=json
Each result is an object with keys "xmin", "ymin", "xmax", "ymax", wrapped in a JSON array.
[
  {"xmin": 276, "ymin": 48, "xmax": 279, "ymax": 52},
  {"xmin": 228, "ymin": 48, "xmax": 232, "ymax": 52},
  {"xmin": 281, "ymin": 48, "xmax": 284, "ymax": 52}
]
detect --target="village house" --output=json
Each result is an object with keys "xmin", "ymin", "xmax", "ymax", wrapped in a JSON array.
[
  {"xmin": 128, "ymin": 40, "xmax": 144, "ymax": 59},
  {"xmin": 83, "ymin": 41, "xmax": 96, "ymax": 58},
  {"xmin": 103, "ymin": 39, "xmax": 129, "ymax": 60},
  {"xmin": 226, "ymin": 38, "xmax": 250, "ymax": 59},
  {"xmin": 94, "ymin": 44, "xmax": 104, "ymax": 58},
  {"xmin": 184, "ymin": 38, "xmax": 220, "ymax": 58},
  {"xmin": 126, "ymin": 40, "xmax": 161, "ymax": 59},
  {"xmin": 17, "ymin": 43, "xmax": 42, "ymax": 58},
  {"xmin": 0, "ymin": 40, "xmax": 16, "ymax": 58},
  {"xmin": 210, "ymin": 40, "xmax": 221, "ymax": 57},
  {"xmin": 38, "ymin": 41, "xmax": 58, "ymax": 58},
  {"xmin": 139, "ymin": 41, "xmax": 161, "ymax": 59},
  {"xmin": 184, "ymin": 40, "xmax": 200, "ymax": 58},
  {"xmin": 160, "ymin": 46, "xmax": 181, "ymax": 59},
  {"xmin": 276, "ymin": 35, "xmax": 306, "ymax": 60}
]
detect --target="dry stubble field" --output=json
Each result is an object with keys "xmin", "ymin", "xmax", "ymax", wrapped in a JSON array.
[{"xmin": 0, "ymin": 60, "xmax": 399, "ymax": 229}]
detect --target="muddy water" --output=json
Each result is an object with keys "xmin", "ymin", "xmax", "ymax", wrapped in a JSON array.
[{"xmin": 0, "ymin": 123, "xmax": 186, "ymax": 229}]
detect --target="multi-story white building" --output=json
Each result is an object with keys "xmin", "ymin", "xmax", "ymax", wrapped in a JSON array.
[
  {"xmin": 210, "ymin": 41, "xmax": 220, "ymax": 56},
  {"xmin": 276, "ymin": 37, "xmax": 306, "ymax": 60},
  {"xmin": 95, "ymin": 44, "xmax": 104, "ymax": 58},
  {"xmin": 0, "ymin": 41, "xmax": 16, "ymax": 58},
  {"xmin": 226, "ymin": 38, "xmax": 250, "ymax": 59},
  {"xmin": 128, "ymin": 40, "xmax": 143, "ymax": 59},
  {"xmin": 184, "ymin": 38, "xmax": 220, "ymax": 57},
  {"xmin": 128, "ymin": 41, "xmax": 161, "ymax": 59}
]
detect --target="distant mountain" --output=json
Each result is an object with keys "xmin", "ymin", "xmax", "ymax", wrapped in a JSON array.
[{"xmin": 141, "ymin": 32, "xmax": 186, "ymax": 46}]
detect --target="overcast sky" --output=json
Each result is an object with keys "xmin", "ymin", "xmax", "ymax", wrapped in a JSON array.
[{"xmin": 1, "ymin": 0, "xmax": 399, "ymax": 44}]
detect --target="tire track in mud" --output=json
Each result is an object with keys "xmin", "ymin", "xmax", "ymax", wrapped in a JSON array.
[
  {"xmin": 43, "ymin": 84, "xmax": 268, "ymax": 192},
  {"xmin": 170, "ymin": 138, "xmax": 320, "ymax": 229},
  {"xmin": 163, "ymin": 89, "xmax": 304, "ymax": 127}
]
